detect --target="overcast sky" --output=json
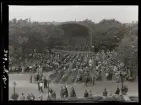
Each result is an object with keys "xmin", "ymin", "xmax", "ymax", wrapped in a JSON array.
[{"xmin": 9, "ymin": 6, "xmax": 138, "ymax": 23}]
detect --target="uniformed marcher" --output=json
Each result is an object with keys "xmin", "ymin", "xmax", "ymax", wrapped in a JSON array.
[
  {"xmin": 39, "ymin": 82, "xmax": 44, "ymax": 93},
  {"xmin": 29, "ymin": 74, "xmax": 32, "ymax": 83},
  {"xmin": 37, "ymin": 80, "xmax": 40, "ymax": 92},
  {"xmin": 92, "ymin": 75, "xmax": 96, "ymax": 86},
  {"xmin": 44, "ymin": 77, "xmax": 48, "ymax": 88},
  {"xmin": 85, "ymin": 75, "xmax": 89, "ymax": 87}
]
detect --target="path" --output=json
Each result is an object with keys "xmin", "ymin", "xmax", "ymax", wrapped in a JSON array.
[{"xmin": 9, "ymin": 73, "xmax": 138, "ymax": 100}]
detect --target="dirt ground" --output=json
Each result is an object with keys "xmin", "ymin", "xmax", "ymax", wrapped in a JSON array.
[{"xmin": 9, "ymin": 73, "xmax": 138, "ymax": 100}]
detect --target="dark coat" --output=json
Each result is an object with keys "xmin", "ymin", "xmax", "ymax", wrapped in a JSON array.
[
  {"xmin": 115, "ymin": 88, "xmax": 120, "ymax": 95},
  {"xmin": 60, "ymin": 88, "xmax": 64, "ymax": 98},
  {"xmin": 64, "ymin": 87, "xmax": 68, "ymax": 98},
  {"xmin": 103, "ymin": 90, "xmax": 108, "ymax": 96},
  {"xmin": 84, "ymin": 91, "xmax": 89, "ymax": 98},
  {"xmin": 70, "ymin": 88, "xmax": 76, "ymax": 97}
]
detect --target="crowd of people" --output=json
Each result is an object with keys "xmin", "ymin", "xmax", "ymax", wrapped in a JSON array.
[{"xmin": 9, "ymin": 49, "xmax": 135, "ymax": 84}]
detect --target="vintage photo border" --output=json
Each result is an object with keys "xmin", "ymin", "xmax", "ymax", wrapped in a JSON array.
[{"xmin": 1, "ymin": 0, "xmax": 140, "ymax": 103}]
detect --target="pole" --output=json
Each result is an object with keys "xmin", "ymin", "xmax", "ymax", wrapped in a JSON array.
[
  {"xmin": 120, "ymin": 72, "xmax": 124, "ymax": 100},
  {"xmin": 48, "ymin": 81, "xmax": 49, "ymax": 99},
  {"xmin": 14, "ymin": 85, "xmax": 15, "ymax": 101},
  {"xmin": 121, "ymin": 73, "xmax": 124, "ymax": 94},
  {"xmin": 13, "ymin": 81, "xmax": 16, "ymax": 101}
]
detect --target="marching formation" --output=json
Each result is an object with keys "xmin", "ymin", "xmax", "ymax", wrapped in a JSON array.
[{"xmin": 10, "ymin": 50, "xmax": 135, "ymax": 84}]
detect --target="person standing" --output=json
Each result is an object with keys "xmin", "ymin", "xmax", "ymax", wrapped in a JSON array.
[
  {"xmin": 105, "ymin": 72, "xmax": 109, "ymax": 80},
  {"xmin": 89, "ymin": 90, "xmax": 93, "ymax": 98},
  {"xmin": 92, "ymin": 75, "xmax": 96, "ymax": 86},
  {"xmin": 60, "ymin": 86, "xmax": 64, "ymax": 99},
  {"xmin": 36, "ymin": 73, "xmax": 40, "ymax": 82},
  {"xmin": 44, "ymin": 77, "xmax": 48, "ymax": 89},
  {"xmin": 37, "ymin": 80, "xmax": 41, "ymax": 93},
  {"xmin": 64, "ymin": 86, "xmax": 68, "ymax": 98},
  {"xmin": 84, "ymin": 90, "xmax": 89, "ymax": 98},
  {"xmin": 85, "ymin": 75, "xmax": 89, "ymax": 87},
  {"xmin": 40, "ymin": 82, "xmax": 44, "ymax": 93},
  {"xmin": 30, "ymin": 74, "xmax": 32, "ymax": 83},
  {"xmin": 115, "ymin": 87, "xmax": 120, "ymax": 95},
  {"xmin": 70, "ymin": 87, "xmax": 76, "ymax": 97}
]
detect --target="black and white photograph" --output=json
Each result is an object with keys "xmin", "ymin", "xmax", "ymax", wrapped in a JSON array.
[{"xmin": 8, "ymin": 6, "xmax": 138, "ymax": 102}]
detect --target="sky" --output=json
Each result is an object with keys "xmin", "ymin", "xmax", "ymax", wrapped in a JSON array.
[{"xmin": 9, "ymin": 6, "xmax": 138, "ymax": 23}]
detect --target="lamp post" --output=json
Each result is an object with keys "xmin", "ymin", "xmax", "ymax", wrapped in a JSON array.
[
  {"xmin": 47, "ymin": 79, "xmax": 50, "ymax": 99},
  {"xmin": 91, "ymin": 46, "xmax": 95, "ymax": 69},
  {"xmin": 12, "ymin": 81, "xmax": 17, "ymax": 101},
  {"xmin": 120, "ymin": 71, "xmax": 124, "ymax": 95}
]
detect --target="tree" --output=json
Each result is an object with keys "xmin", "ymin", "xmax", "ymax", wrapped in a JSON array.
[{"xmin": 116, "ymin": 24, "xmax": 138, "ymax": 77}]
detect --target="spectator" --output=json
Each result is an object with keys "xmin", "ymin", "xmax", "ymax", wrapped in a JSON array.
[
  {"xmin": 39, "ymin": 82, "xmax": 44, "ymax": 93},
  {"xmin": 30, "ymin": 74, "xmax": 32, "ymax": 83},
  {"xmin": 92, "ymin": 75, "xmax": 96, "ymax": 86},
  {"xmin": 115, "ymin": 87, "xmax": 120, "ymax": 95},
  {"xmin": 19, "ymin": 93, "xmax": 25, "ymax": 100},
  {"xmin": 30, "ymin": 93, "xmax": 35, "ymax": 100},
  {"xmin": 39, "ymin": 93, "xmax": 43, "ymax": 100},
  {"xmin": 64, "ymin": 86, "xmax": 68, "ymax": 98},
  {"xmin": 84, "ymin": 90, "xmax": 89, "ymax": 98},
  {"xmin": 51, "ymin": 91, "xmax": 56, "ymax": 99},
  {"xmin": 26, "ymin": 93, "xmax": 31, "ymax": 100},
  {"xmin": 89, "ymin": 90, "xmax": 93, "ymax": 98},
  {"xmin": 37, "ymin": 80, "xmax": 40, "ymax": 92},
  {"xmin": 103, "ymin": 88, "xmax": 108, "ymax": 96},
  {"xmin": 60, "ymin": 86, "xmax": 64, "ymax": 98},
  {"xmin": 122, "ymin": 86, "xmax": 128, "ymax": 95},
  {"xmin": 70, "ymin": 87, "xmax": 76, "ymax": 97},
  {"xmin": 44, "ymin": 77, "xmax": 48, "ymax": 88}
]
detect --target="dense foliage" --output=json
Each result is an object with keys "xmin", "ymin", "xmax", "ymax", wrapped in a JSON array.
[{"xmin": 9, "ymin": 18, "xmax": 128, "ymax": 54}]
